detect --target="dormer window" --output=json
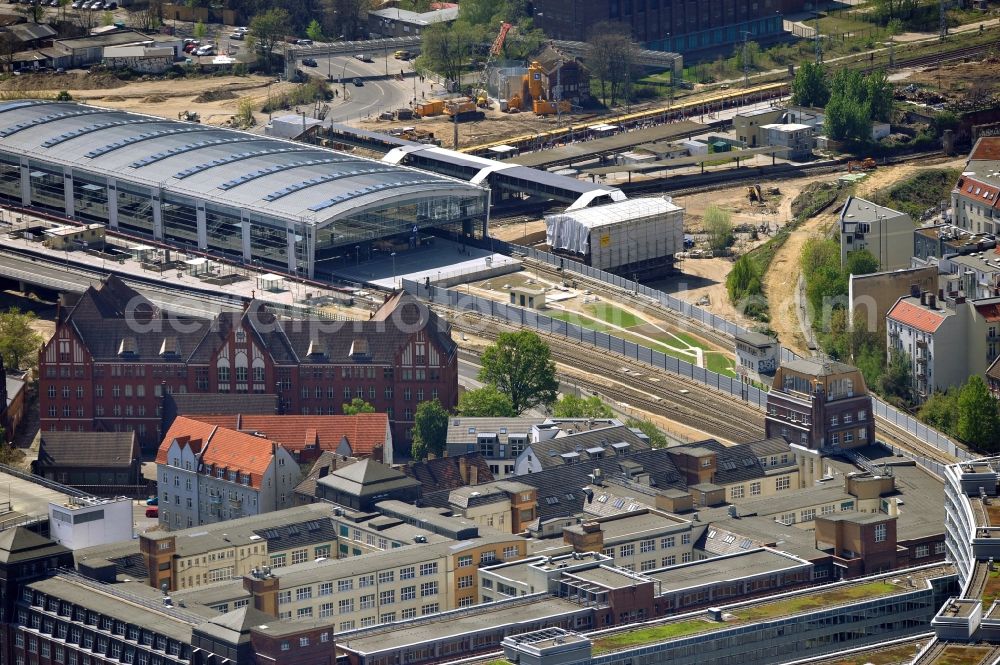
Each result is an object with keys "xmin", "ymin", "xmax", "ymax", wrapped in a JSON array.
[
  {"xmin": 118, "ymin": 337, "xmax": 137, "ymax": 356},
  {"xmin": 307, "ymin": 340, "xmax": 327, "ymax": 358},
  {"xmin": 235, "ymin": 330, "xmax": 246, "ymax": 343},
  {"xmin": 350, "ymin": 337, "xmax": 369, "ymax": 359},
  {"xmin": 159, "ymin": 337, "xmax": 178, "ymax": 357}
]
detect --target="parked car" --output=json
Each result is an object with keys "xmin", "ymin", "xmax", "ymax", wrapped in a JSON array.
[
  {"xmin": 145, "ymin": 496, "xmax": 158, "ymax": 506},
  {"xmin": 302, "ymin": 57, "xmax": 318, "ymax": 67},
  {"xmin": 234, "ymin": 26, "xmax": 248, "ymax": 33},
  {"xmin": 230, "ymin": 31, "xmax": 244, "ymax": 40},
  {"xmin": 194, "ymin": 44, "xmax": 214, "ymax": 56},
  {"xmin": 145, "ymin": 506, "xmax": 159, "ymax": 518},
  {"xmin": 295, "ymin": 39, "xmax": 313, "ymax": 46},
  {"xmin": 353, "ymin": 77, "xmax": 363, "ymax": 86},
  {"xmin": 354, "ymin": 53, "xmax": 372, "ymax": 62},
  {"xmin": 183, "ymin": 41, "xmax": 200, "ymax": 53}
]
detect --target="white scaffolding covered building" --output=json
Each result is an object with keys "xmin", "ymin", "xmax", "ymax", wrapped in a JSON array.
[{"xmin": 545, "ymin": 197, "xmax": 684, "ymax": 278}]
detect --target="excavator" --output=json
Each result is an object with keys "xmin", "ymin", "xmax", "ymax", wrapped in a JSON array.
[{"xmin": 847, "ymin": 157, "xmax": 877, "ymax": 173}]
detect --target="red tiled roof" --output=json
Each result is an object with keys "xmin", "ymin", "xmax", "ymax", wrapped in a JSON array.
[
  {"xmin": 955, "ymin": 176, "xmax": 1000, "ymax": 209},
  {"xmin": 887, "ymin": 299, "xmax": 946, "ymax": 333},
  {"xmin": 187, "ymin": 413, "xmax": 390, "ymax": 457},
  {"xmin": 976, "ymin": 302, "xmax": 1000, "ymax": 323},
  {"xmin": 199, "ymin": 427, "xmax": 277, "ymax": 489},
  {"xmin": 156, "ymin": 415, "xmax": 282, "ymax": 489},
  {"xmin": 155, "ymin": 417, "xmax": 215, "ymax": 465},
  {"xmin": 970, "ymin": 137, "xmax": 1000, "ymax": 162}
]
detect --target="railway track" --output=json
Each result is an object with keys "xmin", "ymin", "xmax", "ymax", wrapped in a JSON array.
[
  {"xmin": 452, "ymin": 314, "xmax": 764, "ymax": 443},
  {"xmin": 885, "ymin": 43, "xmax": 994, "ymax": 72}
]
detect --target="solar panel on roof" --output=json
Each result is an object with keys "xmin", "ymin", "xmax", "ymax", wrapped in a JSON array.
[
  {"xmin": 130, "ymin": 136, "xmax": 258, "ymax": 169},
  {"xmin": 261, "ymin": 166, "xmax": 399, "ymax": 202},
  {"xmin": 85, "ymin": 126, "xmax": 208, "ymax": 159},
  {"xmin": 41, "ymin": 118, "xmax": 162, "ymax": 148},
  {"xmin": 0, "ymin": 107, "xmax": 105, "ymax": 138},
  {"xmin": 218, "ymin": 156, "xmax": 357, "ymax": 190},
  {"xmin": 174, "ymin": 146, "xmax": 313, "ymax": 179}
]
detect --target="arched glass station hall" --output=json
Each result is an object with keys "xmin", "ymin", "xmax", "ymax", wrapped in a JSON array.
[{"xmin": 0, "ymin": 100, "xmax": 489, "ymax": 279}]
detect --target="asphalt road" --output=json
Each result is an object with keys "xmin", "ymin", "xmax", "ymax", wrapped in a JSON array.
[{"xmin": 301, "ymin": 53, "xmax": 420, "ymax": 123}]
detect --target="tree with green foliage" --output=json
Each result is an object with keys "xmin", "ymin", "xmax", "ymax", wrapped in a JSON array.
[
  {"xmin": 342, "ymin": 397, "xmax": 375, "ymax": 415},
  {"xmin": 845, "ymin": 249, "xmax": 879, "ymax": 276},
  {"xmin": 411, "ymin": 399, "xmax": 449, "ymax": 460},
  {"xmin": 791, "ymin": 62, "xmax": 830, "ymax": 108},
  {"xmin": 54, "ymin": 91, "xmax": 73, "ymax": 102},
  {"xmin": 0, "ymin": 308, "xmax": 43, "ymax": 372},
  {"xmin": 457, "ymin": 386, "xmax": 517, "ymax": 417},
  {"xmin": 704, "ymin": 205, "xmax": 734, "ymax": 253},
  {"xmin": 880, "ymin": 349, "xmax": 914, "ymax": 406},
  {"xmin": 726, "ymin": 255, "xmax": 762, "ymax": 304},
  {"xmin": 801, "ymin": 238, "xmax": 847, "ymax": 319},
  {"xmin": 416, "ymin": 20, "xmax": 481, "ymax": 86},
  {"xmin": 479, "ymin": 331, "xmax": 558, "ymax": 414},
  {"xmin": 306, "ymin": 19, "xmax": 325, "ymax": 42},
  {"xmin": 957, "ymin": 376, "xmax": 1000, "ymax": 451},
  {"xmin": 824, "ymin": 69, "xmax": 893, "ymax": 142},
  {"xmin": 552, "ymin": 394, "xmax": 613, "ymax": 419},
  {"xmin": 586, "ymin": 22, "xmax": 639, "ymax": 108},
  {"xmin": 920, "ymin": 389, "xmax": 959, "ymax": 438},
  {"xmin": 625, "ymin": 418, "xmax": 668, "ymax": 448},
  {"xmin": 249, "ymin": 8, "xmax": 291, "ymax": 74},
  {"xmin": 193, "ymin": 20, "xmax": 207, "ymax": 39}
]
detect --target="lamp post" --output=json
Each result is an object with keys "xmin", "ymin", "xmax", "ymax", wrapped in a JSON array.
[
  {"xmin": 390, "ymin": 252, "xmax": 397, "ymax": 288},
  {"xmin": 341, "ymin": 59, "xmax": 350, "ymax": 99},
  {"xmin": 327, "ymin": 34, "xmax": 345, "ymax": 82}
]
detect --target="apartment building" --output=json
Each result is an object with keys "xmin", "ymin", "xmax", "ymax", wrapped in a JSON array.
[
  {"xmin": 839, "ymin": 196, "xmax": 914, "ymax": 271},
  {"xmin": 243, "ymin": 533, "xmax": 528, "ymax": 630},
  {"xmin": 188, "ymin": 412, "xmax": 392, "ymax": 463},
  {"xmin": 886, "ymin": 287, "xmax": 1000, "ymax": 399},
  {"xmin": 38, "ymin": 277, "xmax": 458, "ymax": 449},
  {"xmin": 446, "ymin": 418, "xmax": 637, "ymax": 479},
  {"xmin": 764, "ymin": 357, "xmax": 875, "ymax": 450},
  {"xmin": 952, "ymin": 137, "xmax": 1000, "ymax": 234},
  {"xmin": 155, "ymin": 416, "xmax": 301, "ymax": 529},
  {"xmin": 514, "ymin": 423, "xmax": 651, "ymax": 475}
]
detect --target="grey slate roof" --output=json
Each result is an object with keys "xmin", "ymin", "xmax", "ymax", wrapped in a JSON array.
[
  {"xmin": 318, "ymin": 459, "xmax": 421, "ymax": 497},
  {"xmin": 36, "ymin": 431, "xmax": 138, "ymax": 468},
  {"xmin": 0, "ymin": 527, "xmax": 71, "ymax": 564},
  {"xmin": 61, "ymin": 276, "xmax": 456, "ymax": 367},
  {"xmin": 526, "ymin": 424, "xmax": 651, "ymax": 470}
]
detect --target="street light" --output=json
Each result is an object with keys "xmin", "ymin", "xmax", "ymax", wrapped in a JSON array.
[
  {"xmin": 327, "ymin": 34, "xmax": 345, "ymax": 82},
  {"xmin": 391, "ymin": 252, "xmax": 397, "ymax": 289}
]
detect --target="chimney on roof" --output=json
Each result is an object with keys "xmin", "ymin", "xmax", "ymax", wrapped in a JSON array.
[
  {"xmin": 920, "ymin": 291, "xmax": 927, "ymax": 306},
  {"xmin": 909, "ymin": 284, "xmax": 920, "ymax": 298},
  {"xmin": 458, "ymin": 455, "xmax": 469, "ymax": 485},
  {"xmin": 470, "ymin": 462, "xmax": 478, "ymax": 486},
  {"xmin": 929, "ymin": 294, "xmax": 937, "ymax": 309}
]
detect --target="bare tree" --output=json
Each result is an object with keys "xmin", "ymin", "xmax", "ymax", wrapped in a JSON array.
[
  {"xmin": 0, "ymin": 33, "xmax": 19, "ymax": 73},
  {"xmin": 586, "ymin": 22, "xmax": 638, "ymax": 108}
]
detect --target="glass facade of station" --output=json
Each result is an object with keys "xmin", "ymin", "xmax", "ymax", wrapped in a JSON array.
[{"xmin": 0, "ymin": 149, "xmax": 487, "ymax": 279}]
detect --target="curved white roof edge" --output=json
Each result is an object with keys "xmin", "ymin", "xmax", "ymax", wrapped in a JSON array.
[{"xmin": 566, "ymin": 188, "xmax": 627, "ymax": 211}]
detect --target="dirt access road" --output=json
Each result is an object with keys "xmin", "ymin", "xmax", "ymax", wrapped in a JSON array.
[
  {"xmin": 0, "ymin": 72, "xmax": 297, "ymax": 126},
  {"xmin": 762, "ymin": 156, "xmax": 967, "ymax": 358}
]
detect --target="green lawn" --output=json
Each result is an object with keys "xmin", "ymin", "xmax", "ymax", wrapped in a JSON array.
[
  {"xmin": 548, "ymin": 310, "xmax": 613, "ymax": 333},
  {"xmin": 592, "ymin": 619, "xmax": 715, "ymax": 653},
  {"xmin": 705, "ymin": 352, "xmax": 736, "ymax": 377},
  {"xmin": 982, "ymin": 570, "xmax": 1000, "ymax": 608},
  {"xmin": 586, "ymin": 302, "xmax": 643, "ymax": 328},
  {"xmin": 591, "ymin": 580, "xmax": 904, "ymax": 655},
  {"xmin": 670, "ymin": 331, "xmax": 710, "ymax": 351},
  {"xmin": 732, "ymin": 582, "xmax": 898, "ymax": 623}
]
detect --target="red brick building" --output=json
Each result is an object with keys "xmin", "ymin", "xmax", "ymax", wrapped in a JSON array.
[{"xmin": 38, "ymin": 276, "xmax": 458, "ymax": 454}]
